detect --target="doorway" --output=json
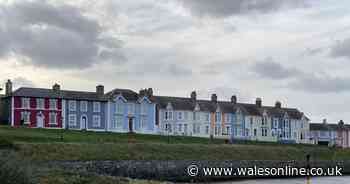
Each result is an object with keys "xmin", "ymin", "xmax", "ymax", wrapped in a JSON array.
[
  {"xmin": 36, "ymin": 113, "xmax": 44, "ymax": 128},
  {"xmin": 81, "ymin": 116, "xmax": 87, "ymax": 130},
  {"xmin": 128, "ymin": 117, "xmax": 134, "ymax": 133}
]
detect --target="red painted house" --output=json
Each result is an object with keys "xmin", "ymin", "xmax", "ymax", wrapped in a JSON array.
[{"xmin": 5, "ymin": 80, "xmax": 63, "ymax": 128}]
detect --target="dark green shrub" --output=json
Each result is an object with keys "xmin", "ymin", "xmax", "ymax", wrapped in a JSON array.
[{"xmin": 0, "ymin": 151, "xmax": 36, "ymax": 184}]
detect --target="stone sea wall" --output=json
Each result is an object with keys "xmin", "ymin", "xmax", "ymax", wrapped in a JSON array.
[{"xmin": 48, "ymin": 160, "xmax": 350, "ymax": 182}]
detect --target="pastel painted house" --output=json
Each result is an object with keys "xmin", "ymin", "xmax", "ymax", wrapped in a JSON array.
[
  {"xmin": 106, "ymin": 88, "xmax": 158, "ymax": 134},
  {"xmin": 310, "ymin": 119, "xmax": 350, "ymax": 148}
]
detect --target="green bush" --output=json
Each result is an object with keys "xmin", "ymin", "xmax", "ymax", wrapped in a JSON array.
[
  {"xmin": 0, "ymin": 138, "xmax": 14, "ymax": 149},
  {"xmin": 0, "ymin": 151, "xmax": 36, "ymax": 184}
]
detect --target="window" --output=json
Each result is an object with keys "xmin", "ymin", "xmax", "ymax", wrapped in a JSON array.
[
  {"xmin": 36, "ymin": 99, "xmax": 45, "ymax": 109},
  {"xmin": 226, "ymin": 114, "xmax": 231, "ymax": 122},
  {"xmin": 205, "ymin": 113, "xmax": 210, "ymax": 122},
  {"xmin": 254, "ymin": 129, "xmax": 257, "ymax": 136},
  {"xmin": 68, "ymin": 114, "xmax": 77, "ymax": 126},
  {"xmin": 93, "ymin": 102, "xmax": 101, "ymax": 113},
  {"xmin": 22, "ymin": 98, "xmax": 30, "ymax": 108},
  {"xmin": 165, "ymin": 124, "xmax": 172, "ymax": 133},
  {"xmin": 245, "ymin": 129, "xmax": 249, "ymax": 136},
  {"xmin": 69, "ymin": 101, "xmax": 76, "ymax": 111},
  {"xmin": 262, "ymin": 128, "xmax": 268, "ymax": 136},
  {"xmin": 184, "ymin": 124, "xmax": 188, "ymax": 134},
  {"xmin": 80, "ymin": 101, "xmax": 88, "ymax": 112},
  {"xmin": 115, "ymin": 115, "xmax": 123, "ymax": 129},
  {"xmin": 165, "ymin": 111, "xmax": 173, "ymax": 120},
  {"xmin": 250, "ymin": 117, "xmax": 253, "ymax": 124},
  {"xmin": 49, "ymin": 99, "xmax": 57, "ymax": 110},
  {"xmin": 184, "ymin": 112, "xmax": 188, "ymax": 120},
  {"xmin": 116, "ymin": 103, "xmax": 124, "ymax": 114},
  {"xmin": 49, "ymin": 112, "xmax": 57, "ymax": 125},
  {"xmin": 140, "ymin": 103, "xmax": 147, "ymax": 115},
  {"xmin": 92, "ymin": 115, "xmax": 101, "ymax": 127},
  {"xmin": 21, "ymin": 111, "xmax": 31, "ymax": 124},
  {"xmin": 205, "ymin": 126, "xmax": 209, "ymax": 134},
  {"xmin": 178, "ymin": 111, "xmax": 183, "ymax": 120},
  {"xmin": 215, "ymin": 112, "xmax": 221, "ymax": 122},
  {"xmin": 274, "ymin": 119, "xmax": 278, "ymax": 128},
  {"xmin": 226, "ymin": 126, "xmax": 231, "ymax": 135},
  {"xmin": 178, "ymin": 124, "xmax": 183, "ymax": 132},
  {"xmin": 193, "ymin": 112, "xmax": 200, "ymax": 121},
  {"xmin": 140, "ymin": 116, "xmax": 147, "ymax": 130}
]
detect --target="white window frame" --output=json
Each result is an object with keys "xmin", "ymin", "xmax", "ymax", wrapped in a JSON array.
[
  {"xmin": 69, "ymin": 100, "xmax": 77, "ymax": 112},
  {"xmin": 93, "ymin": 102, "xmax": 101, "ymax": 113},
  {"xmin": 177, "ymin": 111, "xmax": 183, "ymax": 120},
  {"xmin": 92, "ymin": 115, "xmax": 101, "ymax": 127},
  {"xmin": 22, "ymin": 98, "xmax": 30, "ymax": 109},
  {"xmin": 49, "ymin": 99, "xmax": 57, "ymax": 110},
  {"xmin": 36, "ymin": 98, "xmax": 45, "ymax": 109},
  {"xmin": 115, "ymin": 115, "xmax": 123, "ymax": 129},
  {"xmin": 21, "ymin": 111, "xmax": 31, "ymax": 124},
  {"xmin": 68, "ymin": 114, "xmax": 77, "ymax": 126},
  {"xmin": 140, "ymin": 103, "xmax": 147, "ymax": 115},
  {"xmin": 165, "ymin": 110, "xmax": 173, "ymax": 120},
  {"xmin": 116, "ymin": 102, "xmax": 124, "ymax": 114},
  {"xmin": 80, "ymin": 101, "xmax": 88, "ymax": 112},
  {"xmin": 49, "ymin": 112, "xmax": 57, "ymax": 125},
  {"xmin": 140, "ymin": 115, "xmax": 147, "ymax": 130}
]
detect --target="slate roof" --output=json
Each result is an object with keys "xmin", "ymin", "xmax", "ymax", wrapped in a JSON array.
[
  {"xmin": 11, "ymin": 87, "xmax": 107, "ymax": 101},
  {"xmin": 105, "ymin": 88, "xmax": 139, "ymax": 101},
  {"xmin": 153, "ymin": 95, "xmax": 306, "ymax": 119},
  {"xmin": 310, "ymin": 123, "xmax": 350, "ymax": 131}
]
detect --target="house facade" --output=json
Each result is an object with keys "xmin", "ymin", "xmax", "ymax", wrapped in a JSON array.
[
  {"xmin": 106, "ymin": 88, "xmax": 157, "ymax": 134},
  {"xmin": 310, "ymin": 120, "xmax": 350, "ymax": 148}
]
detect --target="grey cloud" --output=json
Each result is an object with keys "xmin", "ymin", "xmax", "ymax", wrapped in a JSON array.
[
  {"xmin": 252, "ymin": 59, "xmax": 300, "ymax": 79},
  {"xmin": 289, "ymin": 74, "xmax": 350, "ymax": 93},
  {"xmin": 178, "ymin": 0, "xmax": 310, "ymax": 18},
  {"xmin": 0, "ymin": 1, "xmax": 123, "ymax": 69},
  {"xmin": 2, "ymin": 77, "xmax": 35, "ymax": 89},
  {"xmin": 330, "ymin": 38, "xmax": 350, "ymax": 60}
]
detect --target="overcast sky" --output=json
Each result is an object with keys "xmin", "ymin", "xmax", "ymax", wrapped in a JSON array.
[{"xmin": 1, "ymin": 0, "xmax": 350, "ymax": 123}]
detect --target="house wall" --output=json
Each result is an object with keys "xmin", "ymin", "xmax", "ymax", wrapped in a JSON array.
[
  {"xmin": 64, "ymin": 100, "xmax": 106, "ymax": 131},
  {"xmin": 109, "ymin": 97, "xmax": 156, "ymax": 134},
  {"xmin": 12, "ymin": 96, "xmax": 62, "ymax": 128}
]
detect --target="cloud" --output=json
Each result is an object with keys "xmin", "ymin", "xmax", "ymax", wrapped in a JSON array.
[
  {"xmin": 1, "ymin": 77, "xmax": 35, "ymax": 90},
  {"xmin": 178, "ymin": 0, "xmax": 310, "ymax": 18},
  {"xmin": 330, "ymin": 38, "xmax": 350, "ymax": 60},
  {"xmin": 252, "ymin": 58, "xmax": 300, "ymax": 79},
  {"xmin": 289, "ymin": 74, "xmax": 350, "ymax": 93},
  {"xmin": 0, "ymin": 0, "xmax": 123, "ymax": 69}
]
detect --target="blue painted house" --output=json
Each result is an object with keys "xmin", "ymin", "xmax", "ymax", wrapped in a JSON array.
[
  {"xmin": 63, "ymin": 85, "xmax": 108, "ymax": 131},
  {"xmin": 106, "ymin": 88, "xmax": 157, "ymax": 134}
]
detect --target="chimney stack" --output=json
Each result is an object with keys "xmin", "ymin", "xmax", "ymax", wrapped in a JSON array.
[
  {"xmin": 275, "ymin": 101, "xmax": 281, "ymax": 108},
  {"xmin": 338, "ymin": 120, "xmax": 345, "ymax": 126},
  {"xmin": 256, "ymin": 98, "xmax": 262, "ymax": 107},
  {"xmin": 211, "ymin": 94, "xmax": 217, "ymax": 103},
  {"xmin": 52, "ymin": 83, "xmax": 60, "ymax": 91},
  {"xmin": 5, "ymin": 79, "xmax": 12, "ymax": 95},
  {"xmin": 190, "ymin": 91, "xmax": 197, "ymax": 102},
  {"xmin": 322, "ymin": 119, "xmax": 327, "ymax": 124},
  {"xmin": 96, "ymin": 85, "xmax": 104, "ymax": 95},
  {"xmin": 231, "ymin": 95, "xmax": 237, "ymax": 104},
  {"xmin": 147, "ymin": 88, "xmax": 153, "ymax": 97}
]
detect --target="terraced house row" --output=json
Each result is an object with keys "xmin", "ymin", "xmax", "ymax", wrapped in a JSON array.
[{"xmin": 0, "ymin": 79, "xmax": 310, "ymax": 144}]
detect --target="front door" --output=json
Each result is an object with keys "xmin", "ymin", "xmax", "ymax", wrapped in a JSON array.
[
  {"xmin": 37, "ymin": 114, "xmax": 44, "ymax": 128},
  {"xmin": 81, "ymin": 116, "xmax": 87, "ymax": 130},
  {"xmin": 128, "ymin": 118, "xmax": 134, "ymax": 133}
]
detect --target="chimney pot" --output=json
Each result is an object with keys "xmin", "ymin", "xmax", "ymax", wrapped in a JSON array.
[
  {"xmin": 191, "ymin": 91, "xmax": 197, "ymax": 102},
  {"xmin": 211, "ymin": 94, "xmax": 217, "ymax": 103},
  {"xmin": 256, "ymin": 98, "xmax": 262, "ymax": 107},
  {"xmin": 275, "ymin": 101, "xmax": 281, "ymax": 108},
  {"xmin": 5, "ymin": 79, "xmax": 12, "ymax": 95},
  {"xmin": 231, "ymin": 95, "xmax": 237, "ymax": 104},
  {"xmin": 322, "ymin": 119, "xmax": 327, "ymax": 124},
  {"xmin": 53, "ymin": 83, "xmax": 60, "ymax": 91},
  {"xmin": 96, "ymin": 85, "xmax": 104, "ymax": 95}
]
